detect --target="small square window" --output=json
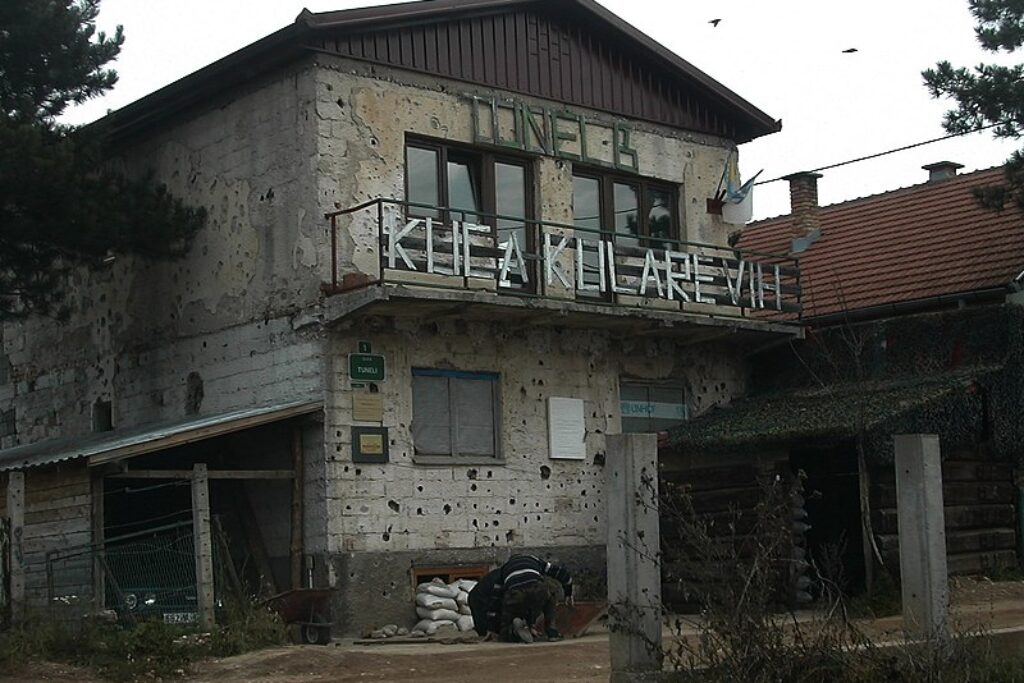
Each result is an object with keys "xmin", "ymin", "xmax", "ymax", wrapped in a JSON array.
[
  {"xmin": 620, "ymin": 380, "xmax": 688, "ymax": 433},
  {"xmin": 412, "ymin": 369, "xmax": 500, "ymax": 460}
]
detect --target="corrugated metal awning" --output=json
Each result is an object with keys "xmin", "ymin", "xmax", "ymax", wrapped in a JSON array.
[{"xmin": 0, "ymin": 400, "xmax": 322, "ymax": 472}]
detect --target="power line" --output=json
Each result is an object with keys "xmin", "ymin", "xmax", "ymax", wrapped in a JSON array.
[{"xmin": 754, "ymin": 120, "xmax": 1009, "ymax": 187}]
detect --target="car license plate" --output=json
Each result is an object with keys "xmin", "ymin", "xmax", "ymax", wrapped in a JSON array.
[{"xmin": 163, "ymin": 611, "xmax": 198, "ymax": 624}]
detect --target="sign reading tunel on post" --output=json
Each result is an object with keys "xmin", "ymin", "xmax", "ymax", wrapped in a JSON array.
[{"xmin": 349, "ymin": 353, "xmax": 386, "ymax": 382}]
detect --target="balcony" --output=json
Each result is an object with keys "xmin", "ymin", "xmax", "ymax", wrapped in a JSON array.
[{"xmin": 321, "ymin": 199, "xmax": 802, "ymax": 342}]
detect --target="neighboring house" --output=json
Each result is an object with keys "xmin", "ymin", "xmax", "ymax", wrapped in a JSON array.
[
  {"xmin": 664, "ymin": 163, "xmax": 1024, "ymax": 597},
  {"xmin": 0, "ymin": 0, "xmax": 801, "ymax": 633}
]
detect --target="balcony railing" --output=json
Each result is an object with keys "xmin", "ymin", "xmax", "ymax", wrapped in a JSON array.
[{"xmin": 325, "ymin": 199, "xmax": 801, "ymax": 318}]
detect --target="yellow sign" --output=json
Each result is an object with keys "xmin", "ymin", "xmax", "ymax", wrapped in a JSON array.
[{"xmin": 359, "ymin": 433, "xmax": 385, "ymax": 455}]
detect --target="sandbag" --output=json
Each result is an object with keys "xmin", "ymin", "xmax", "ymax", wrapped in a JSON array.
[
  {"xmin": 457, "ymin": 614, "xmax": 475, "ymax": 632},
  {"xmin": 416, "ymin": 579, "xmax": 460, "ymax": 599},
  {"xmin": 458, "ymin": 603, "xmax": 472, "ymax": 615},
  {"xmin": 415, "ymin": 593, "xmax": 458, "ymax": 611},
  {"xmin": 412, "ymin": 618, "xmax": 457, "ymax": 635},
  {"xmin": 456, "ymin": 590, "xmax": 470, "ymax": 606},
  {"xmin": 455, "ymin": 579, "xmax": 478, "ymax": 593},
  {"xmin": 416, "ymin": 606, "xmax": 462, "ymax": 622}
]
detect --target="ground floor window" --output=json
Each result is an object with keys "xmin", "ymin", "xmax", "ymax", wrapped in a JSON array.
[
  {"xmin": 412, "ymin": 368, "xmax": 500, "ymax": 459},
  {"xmin": 619, "ymin": 380, "xmax": 688, "ymax": 433}
]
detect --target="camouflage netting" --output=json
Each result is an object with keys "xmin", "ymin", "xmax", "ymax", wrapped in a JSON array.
[{"xmin": 666, "ymin": 304, "xmax": 1024, "ymax": 465}]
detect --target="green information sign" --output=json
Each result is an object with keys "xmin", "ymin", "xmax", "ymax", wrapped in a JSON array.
[{"xmin": 349, "ymin": 353, "xmax": 386, "ymax": 381}]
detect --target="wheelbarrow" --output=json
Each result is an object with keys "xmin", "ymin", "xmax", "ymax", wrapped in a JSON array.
[{"xmin": 264, "ymin": 588, "xmax": 335, "ymax": 645}]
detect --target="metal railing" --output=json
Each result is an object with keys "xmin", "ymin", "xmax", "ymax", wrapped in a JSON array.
[{"xmin": 325, "ymin": 199, "xmax": 801, "ymax": 318}]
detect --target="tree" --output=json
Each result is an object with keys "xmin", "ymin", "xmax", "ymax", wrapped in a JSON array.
[
  {"xmin": 923, "ymin": 0, "xmax": 1024, "ymax": 210},
  {"xmin": 0, "ymin": 0, "xmax": 206, "ymax": 321}
]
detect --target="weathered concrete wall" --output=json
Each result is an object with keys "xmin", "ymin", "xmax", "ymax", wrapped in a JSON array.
[
  {"xmin": 321, "ymin": 318, "xmax": 746, "ymax": 631},
  {"xmin": 313, "ymin": 55, "xmax": 739, "ymax": 281},
  {"xmin": 0, "ymin": 60, "xmax": 326, "ymax": 449}
]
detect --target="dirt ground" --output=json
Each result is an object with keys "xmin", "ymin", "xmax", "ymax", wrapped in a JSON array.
[{"xmin": 6, "ymin": 577, "xmax": 1024, "ymax": 683}]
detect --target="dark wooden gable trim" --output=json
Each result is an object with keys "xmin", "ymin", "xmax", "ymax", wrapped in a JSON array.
[{"xmin": 307, "ymin": 4, "xmax": 776, "ymax": 143}]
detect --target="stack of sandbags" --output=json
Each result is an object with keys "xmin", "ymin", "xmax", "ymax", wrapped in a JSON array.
[{"xmin": 412, "ymin": 578, "xmax": 478, "ymax": 635}]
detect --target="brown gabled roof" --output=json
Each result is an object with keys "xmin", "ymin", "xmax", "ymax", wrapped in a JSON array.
[
  {"xmin": 738, "ymin": 167, "xmax": 1024, "ymax": 321},
  {"xmin": 101, "ymin": 0, "xmax": 779, "ymax": 145}
]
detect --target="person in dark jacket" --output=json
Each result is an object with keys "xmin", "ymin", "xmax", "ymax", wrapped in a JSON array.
[
  {"xmin": 468, "ymin": 567, "xmax": 504, "ymax": 639},
  {"xmin": 497, "ymin": 554, "xmax": 573, "ymax": 643}
]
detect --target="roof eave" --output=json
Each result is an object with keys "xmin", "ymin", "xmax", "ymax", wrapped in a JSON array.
[{"xmin": 92, "ymin": 21, "xmax": 310, "ymax": 145}]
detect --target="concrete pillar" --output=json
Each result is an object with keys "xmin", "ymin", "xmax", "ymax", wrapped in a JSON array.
[
  {"xmin": 7, "ymin": 471, "xmax": 24, "ymax": 625},
  {"xmin": 191, "ymin": 464, "xmax": 216, "ymax": 629},
  {"xmin": 894, "ymin": 434, "xmax": 949, "ymax": 638},
  {"xmin": 606, "ymin": 433, "xmax": 662, "ymax": 675}
]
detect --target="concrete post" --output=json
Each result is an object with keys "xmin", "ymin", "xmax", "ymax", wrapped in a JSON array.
[
  {"xmin": 894, "ymin": 434, "xmax": 949, "ymax": 638},
  {"xmin": 191, "ymin": 464, "xmax": 216, "ymax": 629},
  {"xmin": 607, "ymin": 433, "xmax": 662, "ymax": 675},
  {"xmin": 7, "ymin": 471, "xmax": 24, "ymax": 625}
]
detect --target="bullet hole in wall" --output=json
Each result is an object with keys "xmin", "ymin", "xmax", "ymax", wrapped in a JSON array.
[
  {"xmin": 443, "ymin": 504, "xmax": 452, "ymax": 514},
  {"xmin": 540, "ymin": 465, "xmax": 551, "ymax": 480},
  {"xmin": 467, "ymin": 469, "xmax": 478, "ymax": 480},
  {"xmin": 388, "ymin": 500, "xmax": 400, "ymax": 512}
]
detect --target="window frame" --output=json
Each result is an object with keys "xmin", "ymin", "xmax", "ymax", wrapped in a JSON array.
[
  {"xmin": 404, "ymin": 137, "xmax": 537, "ymax": 291},
  {"xmin": 571, "ymin": 166, "xmax": 680, "ymax": 244},
  {"xmin": 411, "ymin": 367, "xmax": 503, "ymax": 465},
  {"xmin": 619, "ymin": 378, "xmax": 689, "ymax": 434}
]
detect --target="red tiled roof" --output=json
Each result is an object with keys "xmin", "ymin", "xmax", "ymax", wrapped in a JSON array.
[{"xmin": 739, "ymin": 167, "xmax": 1024, "ymax": 320}]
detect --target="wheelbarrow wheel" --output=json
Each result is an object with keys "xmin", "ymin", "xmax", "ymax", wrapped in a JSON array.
[{"xmin": 302, "ymin": 623, "xmax": 331, "ymax": 645}]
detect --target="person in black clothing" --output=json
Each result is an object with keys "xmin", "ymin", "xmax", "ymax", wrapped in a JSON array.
[{"xmin": 497, "ymin": 554, "xmax": 573, "ymax": 643}]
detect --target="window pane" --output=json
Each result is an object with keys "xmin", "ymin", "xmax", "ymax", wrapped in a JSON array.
[
  {"xmin": 447, "ymin": 156, "xmax": 481, "ymax": 223},
  {"xmin": 573, "ymin": 175, "xmax": 603, "ymax": 293},
  {"xmin": 496, "ymin": 162, "xmax": 529, "ymax": 287},
  {"xmin": 647, "ymin": 187, "xmax": 674, "ymax": 246},
  {"xmin": 572, "ymin": 176, "xmax": 601, "ymax": 232},
  {"xmin": 453, "ymin": 378, "xmax": 496, "ymax": 456},
  {"xmin": 412, "ymin": 375, "xmax": 451, "ymax": 455},
  {"xmin": 614, "ymin": 182, "xmax": 639, "ymax": 248},
  {"xmin": 407, "ymin": 146, "xmax": 439, "ymax": 218}
]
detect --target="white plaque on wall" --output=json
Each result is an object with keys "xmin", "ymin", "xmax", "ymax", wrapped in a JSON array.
[{"xmin": 547, "ymin": 397, "xmax": 586, "ymax": 460}]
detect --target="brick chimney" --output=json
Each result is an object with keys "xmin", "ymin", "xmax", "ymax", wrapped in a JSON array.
[
  {"xmin": 783, "ymin": 172, "xmax": 822, "ymax": 238},
  {"xmin": 922, "ymin": 161, "xmax": 963, "ymax": 182}
]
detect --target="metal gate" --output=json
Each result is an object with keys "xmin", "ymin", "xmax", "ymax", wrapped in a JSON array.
[{"xmin": 46, "ymin": 520, "xmax": 227, "ymax": 624}]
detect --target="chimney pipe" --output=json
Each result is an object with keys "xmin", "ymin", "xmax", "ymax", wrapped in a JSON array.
[
  {"xmin": 783, "ymin": 172, "xmax": 822, "ymax": 238},
  {"xmin": 922, "ymin": 161, "xmax": 963, "ymax": 182}
]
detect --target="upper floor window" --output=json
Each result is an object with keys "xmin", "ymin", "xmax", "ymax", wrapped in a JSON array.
[
  {"xmin": 572, "ymin": 170, "xmax": 677, "ymax": 249},
  {"xmin": 405, "ymin": 139, "xmax": 534, "ymax": 289}
]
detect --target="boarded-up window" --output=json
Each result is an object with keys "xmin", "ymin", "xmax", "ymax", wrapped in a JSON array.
[
  {"xmin": 620, "ymin": 381, "xmax": 687, "ymax": 433},
  {"xmin": 412, "ymin": 369, "xmax": 499, "ymax": 458},
  {"xmin": 0, "ymin": 408, "xmax": 14, "ymax": 438}
]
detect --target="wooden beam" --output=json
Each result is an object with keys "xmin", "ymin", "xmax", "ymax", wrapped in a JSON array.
[
  {"xmin": 191, "ymin": 464, "xmax": 216, "ymax": 629},
  {"xmin": 108, "ymin": 469, "xmax": 294, "ymax": 480},
  {"xmin": 7, "ymin": 471, "xmax": 24, "ymax": 625},
  {"xmin": 290, "ymin": 426, "xmax": 304, "ymax": 590}
]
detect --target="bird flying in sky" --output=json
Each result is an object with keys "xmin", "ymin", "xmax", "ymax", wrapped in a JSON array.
[
  {"xmin": 709, "ymin": 18, "xmax": 721, "ymax": 27},
  {"xmin": 842, "ymin": 47, "xmax": 859, "ymax": 53}
]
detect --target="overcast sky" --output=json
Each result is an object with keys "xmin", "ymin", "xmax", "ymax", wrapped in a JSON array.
[{"xmin": 63, "ymin": 0, "xmax": 1021, "ymax": 220}]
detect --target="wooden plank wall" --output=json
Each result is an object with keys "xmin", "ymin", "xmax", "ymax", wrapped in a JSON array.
[
  {"xmin": 658, "ymin": 452, "xmax": 789, "ymax": 610},
  {"xmin": 21, "ymin": 464, "xmax": 93, "ymax": 609},
  {"xmin": 872, "ymin": 446, "xmax": 1017, "ymax": 576}
]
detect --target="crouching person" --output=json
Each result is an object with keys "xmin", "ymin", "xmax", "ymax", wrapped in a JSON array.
[{"xmin": 499, "ymin": 554, "xmax": 573, "ymax": 643}]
